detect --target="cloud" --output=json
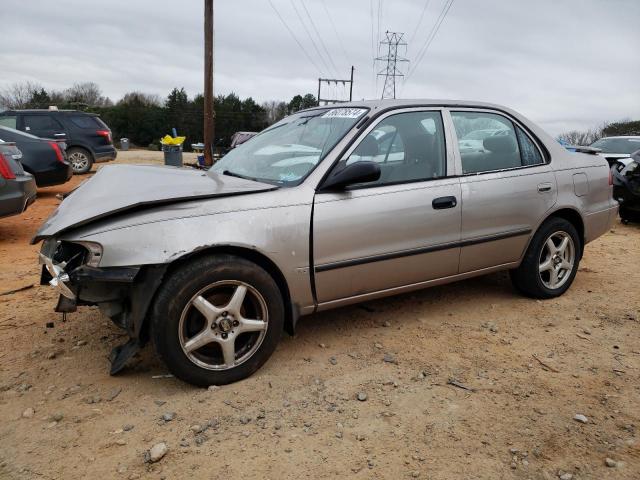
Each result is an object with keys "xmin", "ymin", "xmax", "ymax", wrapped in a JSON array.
[{"xmin": 0, "ymin": 0, "xmax": 638, "ymax": 134}]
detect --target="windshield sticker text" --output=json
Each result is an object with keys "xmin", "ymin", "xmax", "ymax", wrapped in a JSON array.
[{"xmin": 321, "ymin": 108, "xmax": 367, "ymax": 119}]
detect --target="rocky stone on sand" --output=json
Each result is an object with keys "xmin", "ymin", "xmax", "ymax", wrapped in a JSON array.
[
  {"xmin": 604, "ymin": 458, "xmax": 617, "ymax": 468},
  {"xmin": 146, "ymin": 442, "xmax": 168, "ymax": 463},
  {"xmin": 356, "ymin": 392, "xmax": 368, "ymax": 401},
  {"xmin": 573, "ymin": 414, "xmax": 588, "ymax": 424},
  {"xmin": 383, "ymin": 353, "xmax": 397, "ymax": 364},
  {"xmin": 162, "ymin": 412, "xmax": 176, "ymax": 422},
  {"xmin": 106, "ymin": 387, "xmax": 122, "ymax": 401}
]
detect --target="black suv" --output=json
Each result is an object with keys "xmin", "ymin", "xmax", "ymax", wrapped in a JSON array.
[{"xmin": 0, "ymin": 109, "xmax": 117, "ymax": 174}]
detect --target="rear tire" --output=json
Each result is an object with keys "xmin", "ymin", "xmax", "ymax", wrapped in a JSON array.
[
  {"xmin": 67, "ymin": 147, "xmax": 93, "ymax": 174},
  {"xmin": 150, "ymin": 255, "xmax": 284, "ymax": 386},
  {"xmin": 510, "ymin": 218, "xmax": 581, "ymax": 299}
]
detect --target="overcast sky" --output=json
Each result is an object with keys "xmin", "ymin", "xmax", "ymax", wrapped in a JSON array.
[{"xmin": 1, "ymin": 0, "xmax": 638, "ymax": 135}]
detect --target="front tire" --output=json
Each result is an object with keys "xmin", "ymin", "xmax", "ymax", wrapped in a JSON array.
[
  {"xmin": 150, "ymin": 255, "xmax": 284, "ymax": 386},
  {"xmin": 510, "ymin": 218, "xmax": 581, "ymax": 299},
  {"xmin": 67, "ymin": 147, "xmax": 93, "ymax": 174}
]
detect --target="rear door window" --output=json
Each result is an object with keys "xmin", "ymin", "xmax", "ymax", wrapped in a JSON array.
[
  {"xmin": 451, "ymin": 111, "xmax": 543, "ymax": 174},
  {"xmin": 23, "ymin": 114, "xmax": 63, "ymax": 132}
]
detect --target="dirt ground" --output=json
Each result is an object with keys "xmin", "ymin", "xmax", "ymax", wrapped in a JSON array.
[{"xmin": 0, "ymin": 152, "xmax": 638, "ymax": 480}]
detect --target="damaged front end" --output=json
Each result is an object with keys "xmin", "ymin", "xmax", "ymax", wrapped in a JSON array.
[{"xmin": 39, "ymin": 239, "xmax": 167, "ymax": 374}]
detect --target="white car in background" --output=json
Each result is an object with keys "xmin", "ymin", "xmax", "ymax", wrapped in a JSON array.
[
  {"xmin": 458, "ymin": 128, "xmax": 509, "ymax": 153},
  {"xmin": 590, "ymin": 136, "xmax": 640, "ymax": 167}
]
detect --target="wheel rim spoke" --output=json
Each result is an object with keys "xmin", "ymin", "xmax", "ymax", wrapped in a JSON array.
[
  {"xmin": 545, "ymin": 237, "xmax": 556, "ymax": 254},
  {"xmin": 238, "ymin": 318, "xmax": 267, "ymax": 334},
  {"xmin": 225, "ymin": 285, "xmax": 247, "ymax": 314},
  {"xmin": 184, "ymin": 329, "xmax": 214, "ymax": 353},
  {"xmin": 219, "ymin": 338, "xmax": 236, "ymax": 367},
  {"xmin": 539, "ymin": 258, "xmax": 553, "ymax": 273},
  {"xmin": 192, "ymin": 295, "xmax": 221, "ymax": 323},
  {"xmin": 557, "ymin": 237, "xmax": 569, "ymax": 255}
]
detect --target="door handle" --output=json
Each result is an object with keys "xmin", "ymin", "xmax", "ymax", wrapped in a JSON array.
[
  {"xmin": 432, "ymin": 196, "xmax": 457, "ymax": 209},
  {"xmin": 537, "ymin": 182, "xmax": 552, "ymax": 193}
]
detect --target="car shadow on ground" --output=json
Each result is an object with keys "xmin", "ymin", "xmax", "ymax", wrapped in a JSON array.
[{"xmin": 113, "ymin": 270, "xmax": 518, "ymax": 386}]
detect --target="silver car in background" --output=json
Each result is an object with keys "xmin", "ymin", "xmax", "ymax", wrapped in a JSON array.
[{"xmin": 34, "ymin": 100, "xmax": 617, "ymax": 386}]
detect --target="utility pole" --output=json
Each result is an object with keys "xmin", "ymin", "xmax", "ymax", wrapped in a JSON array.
[
  {"xmin": 204, "ymin": 0, "xmax": 214, "ymax": 166},
  {"xmin": 376, "ymin": 31, "xmax": 409, "ymax": 99},
  {"xmin": 317, "ymin": 66, "xmax": 355, "ymax": 106}
]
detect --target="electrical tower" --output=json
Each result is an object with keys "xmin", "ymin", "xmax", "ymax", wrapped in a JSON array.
[
  {"xmin": 317, "ymin": 66, "xmax": 355, "ymax": 106},
  {"xmin": 376, "ymin": 31, "xmax": 409, "ymax": 99}
]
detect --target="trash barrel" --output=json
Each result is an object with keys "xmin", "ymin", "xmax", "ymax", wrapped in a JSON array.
[
  {"xmin": 162, "ymin": 144, "xmax": 183, "ymax": 167},
  {"xmin": 120, "ymin": 138, "xmax": 129, "ymax": 151}
]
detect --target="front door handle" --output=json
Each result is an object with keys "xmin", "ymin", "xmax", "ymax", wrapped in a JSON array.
[
  {"xmin": 538, "ymin": 182, "xmax": 552, "ymax": 193},
  {"xmin": 432, "ymin": 196, "xmax": 457, "ymax": 210}
]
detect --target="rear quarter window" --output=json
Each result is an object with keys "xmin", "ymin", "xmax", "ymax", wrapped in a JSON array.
[
  {"xmin": 0, "ymin": 116, "xmax": 17, "ymax": 129},
  {"xmin": 68, "ymin": 115, "xmax": 106, "ymax": 129}
]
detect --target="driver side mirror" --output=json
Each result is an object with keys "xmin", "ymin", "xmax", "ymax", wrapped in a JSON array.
[{"xmin": 320, "ymin": 161, "xmax": 381, "ymax": 191}]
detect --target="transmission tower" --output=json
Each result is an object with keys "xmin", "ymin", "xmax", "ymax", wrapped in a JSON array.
[{"xmin": 376, "ymin": 31, "xmax": 409, "ymax": 99}]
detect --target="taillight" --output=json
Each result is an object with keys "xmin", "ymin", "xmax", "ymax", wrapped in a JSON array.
[
  {"xmin": 0, "ymin": 153, "xmax": 16, "ymax": 180},
  {"xmin": 608, "ymin": 168, "xmax": 613, "ymax": 186},
  {"xmin": 96, "ymin": 129, "xmax": 112, "ymax": 143},
  {"xmin": 48, "ymin": 141, "xmax": 65, "ymax": 163}
]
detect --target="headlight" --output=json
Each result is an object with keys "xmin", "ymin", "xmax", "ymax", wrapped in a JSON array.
[
  {"xmin": 74, "ymin": 241, "xmax": 103, "ymax": 267},
  {"xmin": 40, "ymin": 240, "xmax": 103, "ymax": 268}
]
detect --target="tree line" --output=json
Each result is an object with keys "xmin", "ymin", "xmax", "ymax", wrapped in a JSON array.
[
  {"xmin": 557, "ymin": 120, "xmax": 640, "ymax": 146},
  {"xmin": 0, "ymin": 82, "xmax": 318, "ymax": 151}
]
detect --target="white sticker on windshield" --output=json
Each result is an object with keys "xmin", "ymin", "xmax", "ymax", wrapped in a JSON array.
[{"xmin": 321, "ymin": 108, "xmax": 367, "ymax": 119}]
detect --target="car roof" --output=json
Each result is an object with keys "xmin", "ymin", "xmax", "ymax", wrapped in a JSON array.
[
  {"xmin": 1, "ymin": 109, "xmax": 95, "ymax": 115},
  {"xmin": 301, "ymin": 98, "xmax": 512, "ymax": 113},
  {"xmin": 596, "ymin": 136, "xmax": 640, "ymax": 140}
]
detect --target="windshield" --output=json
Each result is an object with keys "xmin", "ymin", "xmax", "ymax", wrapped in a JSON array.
[
  {"xmin": 590, "ymin": 137, "xmax": 640, "ymax": 155},
  {"xmin": 210, "ymin": 107, "xmax": 368, "ymax": 186}
]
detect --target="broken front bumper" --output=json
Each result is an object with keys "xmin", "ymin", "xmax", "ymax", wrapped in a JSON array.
[{"xmin": 39, "ymin": 247, "xmax": 167, "ymax": 374}]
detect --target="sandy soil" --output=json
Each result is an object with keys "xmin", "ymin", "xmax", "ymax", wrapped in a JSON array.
[{"xmin": 0, "ymin": 152, "xmax": 638, "ymax": 479}]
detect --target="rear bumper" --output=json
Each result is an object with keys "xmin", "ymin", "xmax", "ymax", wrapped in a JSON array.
[
  {"xmin": 94, "ymin": 147, "xmax": 118, "ymax": 163},
  {"xmin": 34, "ymin": 163, "xmax": 73, "ymax": 187},
  {"xmin": 0, "ymin": 175, "xmax": 37, "ymax": 218},
  {"xmin": 584, "ymin": 204, "xmax": 619, "ymax": 243}
]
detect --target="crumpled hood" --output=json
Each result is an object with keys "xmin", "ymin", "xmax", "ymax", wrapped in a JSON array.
[{"xmin": 32, "ymin": 164, "xmax": 276, "ymax": 243}]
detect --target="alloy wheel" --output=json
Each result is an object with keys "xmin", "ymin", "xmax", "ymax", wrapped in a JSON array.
[
  {"xmin": 178, "ymin": 280, "xmax": 269, "ymax": 371},
  {"xmin": 69, "ymin": 151, "xmax": 89, "ymax": 171},
  {"xmin": 538, "ymin": 231, "xmax": 575, "ymax": 290}
]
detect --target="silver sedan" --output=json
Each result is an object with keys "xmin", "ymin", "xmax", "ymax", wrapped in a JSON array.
[{"xmin": 34, "ymin": 100, "xmax": 618, "ymax": 386}]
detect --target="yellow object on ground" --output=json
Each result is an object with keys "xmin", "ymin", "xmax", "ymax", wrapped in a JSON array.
[{"xmin": 160, "ymin": 135, "xmax": 186, "ymax": 146}]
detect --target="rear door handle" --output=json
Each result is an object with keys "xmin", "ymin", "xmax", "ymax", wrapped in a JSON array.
[
  {"xmin": 538, "ymin": 182, "xmax": 552, "ymax": 192},
  {"xmin": 432, "ymin": 196, "xmax": 457, "ymax": 209}
]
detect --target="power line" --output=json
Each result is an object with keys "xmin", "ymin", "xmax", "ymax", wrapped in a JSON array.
[
  {"xmin": 299, "ymin": 0, "xmax": 340, "ymax": 77},
  {"xmin": 320, "ymin": 0, "xmax": 351, "ymax": 70},
  {"xmin": 408, "ymin": 0, "xmax": 432, "ymax": 48},
  {"xmin": 267, "ymin": 0, "xmax": 323, "ymax": 75},
  {"xmin": 369, "ymin": 0, "xmax": 376, "ymax": 98},
  {"xmin": 289, "ymin": 0, "xmax": 334, "ymax": 77},
  {"xmin": 376, "ymin": 0, "xmax": 382, "ymax": 55},
  {"xmin": 405, "ymin": 0, "xmax": 455, "ymax": 82}
]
